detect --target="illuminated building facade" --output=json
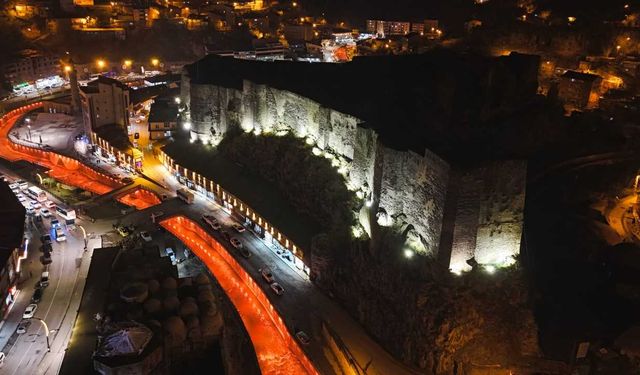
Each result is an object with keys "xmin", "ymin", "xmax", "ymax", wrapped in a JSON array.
[
  {"xmin": 558, "ymin": 70, "xmax": 602, "ymax": 111},
  {"xmin": 2, "ymin": 50, "xmax": 61, "ymax": 86},
  {"xmin": 0, "ymin": 181, "xmax": 26, "ymax": 320},
  {"xmin": 80, "ymin": 76, "xmax": 131, "ymax": 134}
]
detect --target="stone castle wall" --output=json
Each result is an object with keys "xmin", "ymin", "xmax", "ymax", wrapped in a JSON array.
[
  {"xmin": 374, "ymin": 147, "xmax": 450, "ymax": 255},
  {"xmin": 184, "ymin": 73, "xmax": 526, "ymax": 269},
  {"xmin": 448, "ymin": 160, "xmax": 527, "ymax": 272}
]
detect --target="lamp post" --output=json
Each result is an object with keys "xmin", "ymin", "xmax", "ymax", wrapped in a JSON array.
[
  {"xmin": 78, "ymin": 225, "xmax": 88, "ymax": 250},
  {"xmin": 33, "ymin": 318, "xmax": 51, "ymax": 352},
  {"xmin": 25, "ymin": 118, "xmax": 31, "ymax": 141}
]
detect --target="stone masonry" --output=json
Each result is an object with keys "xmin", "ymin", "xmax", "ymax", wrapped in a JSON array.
[{"xmin": 181, "ymin": 69, "xmax": 527, "ymax": 271}]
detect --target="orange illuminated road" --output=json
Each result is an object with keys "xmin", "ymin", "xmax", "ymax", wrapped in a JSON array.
[
  {"xmin": 161, "ymin": 216, "xmax": 318, "ymax": 375},
  {"xmin": 0, "ymin": 104, "xmax": 122, "ymax": 195},
  {"xmin": 116, "ymin": 187, "xmax": 161, "ymax": 210}
]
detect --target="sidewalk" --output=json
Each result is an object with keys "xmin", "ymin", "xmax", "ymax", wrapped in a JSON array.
[
  {"xmin": 0, "ymin": 231, "xmax": 45, "ymax": 351},
  {"xmin": 40, "ymin": 236, "xmax": 102, "ymax": 375}
]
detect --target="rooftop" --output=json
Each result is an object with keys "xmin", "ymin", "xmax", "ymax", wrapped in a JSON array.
[
  {"xmin": 94, "ymin": 124, "xmax": 133, "ymax": 152},
  {"xmin": 81, "ymin": 75, "xmax": 130, "ymax": 94},
  {"xmin": 148, "ymin": 102, "xmax": 178, "ymax": 123},
  {"xmin": 561, "ymin": 70, "xmax": 602, "ymax": 82}
]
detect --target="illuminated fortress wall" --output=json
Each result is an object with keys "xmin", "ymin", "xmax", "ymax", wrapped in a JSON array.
[
  {"xmin": 184, "ymin": 72, "xmax": 526, "ymax": 270},
  {"xmin": 374, "ymin": 147, "xmax": 450, "ymax": 255},
  {"xmin": 447, "ymin": 160, "xmax": 527, "ymax": 273}
]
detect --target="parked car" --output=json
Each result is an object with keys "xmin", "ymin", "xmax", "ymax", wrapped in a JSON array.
[
  {"xmin": 55, "ymin": 227, "xmax": 66, "ymax": 242},
  {"xmin": 41, "ymin": 243, "xmax": 52, "ymax": 254},
  {"xmin": 44, "ymin": 200, "xmax": 56, "ymax": 209},
  {"xmin": 40, "ymin": 234, "xmax": 51, "ymax": 244},
  {"xmin": 116, "ymin": 226, "xmax": 131, "ymax": 237},
  {"xmin": 17, "ymin": 195, "xmax": 26, "ymax": 202},
  {"xmin": 40, "ymin": 271, "xmax": 49, "ymax": 287},
  {"xmin": 165, "ymin": 248, "xmax": 176, "ymax": 263},
  {"xmin": 261, "ymin": 268, "xmax": 274, "ymax": 283},
  {"xmin": 30, "ymin": 201, "xmax": 41, "ymax": 209},
  {"xmin": 238, "ymin": 247, "xmax": 251, "ymax": 258},
  {"xmin": 23, "ymin": 304, "xmax": 37, "ymax": 319},
  {"xmin": 26, "ymin": 207, "xmax": 35, "ymax": 215},
  {"xmin": 40, "ymin": 209, "xmax": 52, "ymax": 218},
  {"xmin": 270, "ymin": 282, "xmax": 284, "ymax": 296},
  {"xmin": 17, "ymin": 321, "xmax": 30, "ymax": 334},
  {"xmin": 202, "ymin": 215, "xmax": 221, "ymax": 230},
  {"xmin": 34, "ymin": 214, "xmax": 43, "ymax": 223},
  {"xmin": 121, "ymin": 177, "xmax": 133, "ymax": 184},
  {"xmin": 295, "ymin": 331, "xmax": 311, "ymax": 345},
  {"xmin": 230, "ymin": 237, "xmax": 242, "ymax": 249},
  {"xmin": 140, "ymin": 231, "xmax": 152, "ymax": 242},
  {"xmin": 31, "ymin": 288, "xmax": 43, "ymax": 303},
  {"xmin": 232, "ymin": 223, "xmax": 246, "ymax": 233},
  {"xmin": 40, "ymin": 253, "xmax": 52, "ymax": 265},
  {"xmin": 50, "ymin": 219, "xmax": 60, "ymax": 228}
]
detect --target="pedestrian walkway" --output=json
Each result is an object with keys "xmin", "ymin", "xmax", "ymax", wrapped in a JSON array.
[{"xmin": 56, "ymin": 245, "xmax": 118, "ymax": 375}]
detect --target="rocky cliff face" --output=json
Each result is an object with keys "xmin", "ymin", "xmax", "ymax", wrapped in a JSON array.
[{"xmin": 316, "ymin": 233, "xmax": 539, "ymax": 374}]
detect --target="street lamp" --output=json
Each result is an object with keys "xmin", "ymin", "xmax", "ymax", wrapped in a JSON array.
[
  {"xmin": 33, "ymin": 318, "xmax": 51, "ymax": 352},
  {"xmin": 96, "ymin": 59, "xmax": 106, "ymax": 70},
  {"xmin": 123, "ymin": 59, "xmax": 132, "ymax": 69},
  {"xmin": 78, "ymin": 225, "xmax": 88, "ymax": 250},
  {"xmin": 151, "ymin": 58, "xmax": 159, "ymax": 67}
]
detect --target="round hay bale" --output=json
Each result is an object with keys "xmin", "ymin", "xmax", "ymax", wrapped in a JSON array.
[
  {"xmin": 162, "ymin": 277, "xmax": 177, "ymax": 290},
  {"xmin": 194, "ymin": 273, "xmax": 209, "ymax": 286},
  {"xmin": 143, "ymin": 298, "xmax": 162, "ymax": 314},
  {"xmin": 200, "ymin": 313, "xmax": 223, "ymax": 337},
  {"xmin": 185, "ymin": 315, "xmax": 200, "ymax": 330},
  {"xmin": 199, "ymin": 300, "xmax": 218, "ymax": 317},
  {"xmin": 120, "ymin": 282, "xmax": 149, "ymax": 303},
  {"xmin": 179, "ymin": 300, "xmax": 199, "ymax": 318},
  {"xmin": 163, "ymin": 296, "xmax": 180, "ymax": 313},
  {"xmin": 163, "ymin": 316, "xmax": 187, "ymax": 345},
  {"xmin": 179, "ymin": 277, "xmax": 192, "ymax": 287},
  {"xmin": 147, "ymin": 279, "xmax": 160, "ymax": 294},
  {"xmin": 198, "ymin": 290, "xmax": 215, "ymax": 303}
]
